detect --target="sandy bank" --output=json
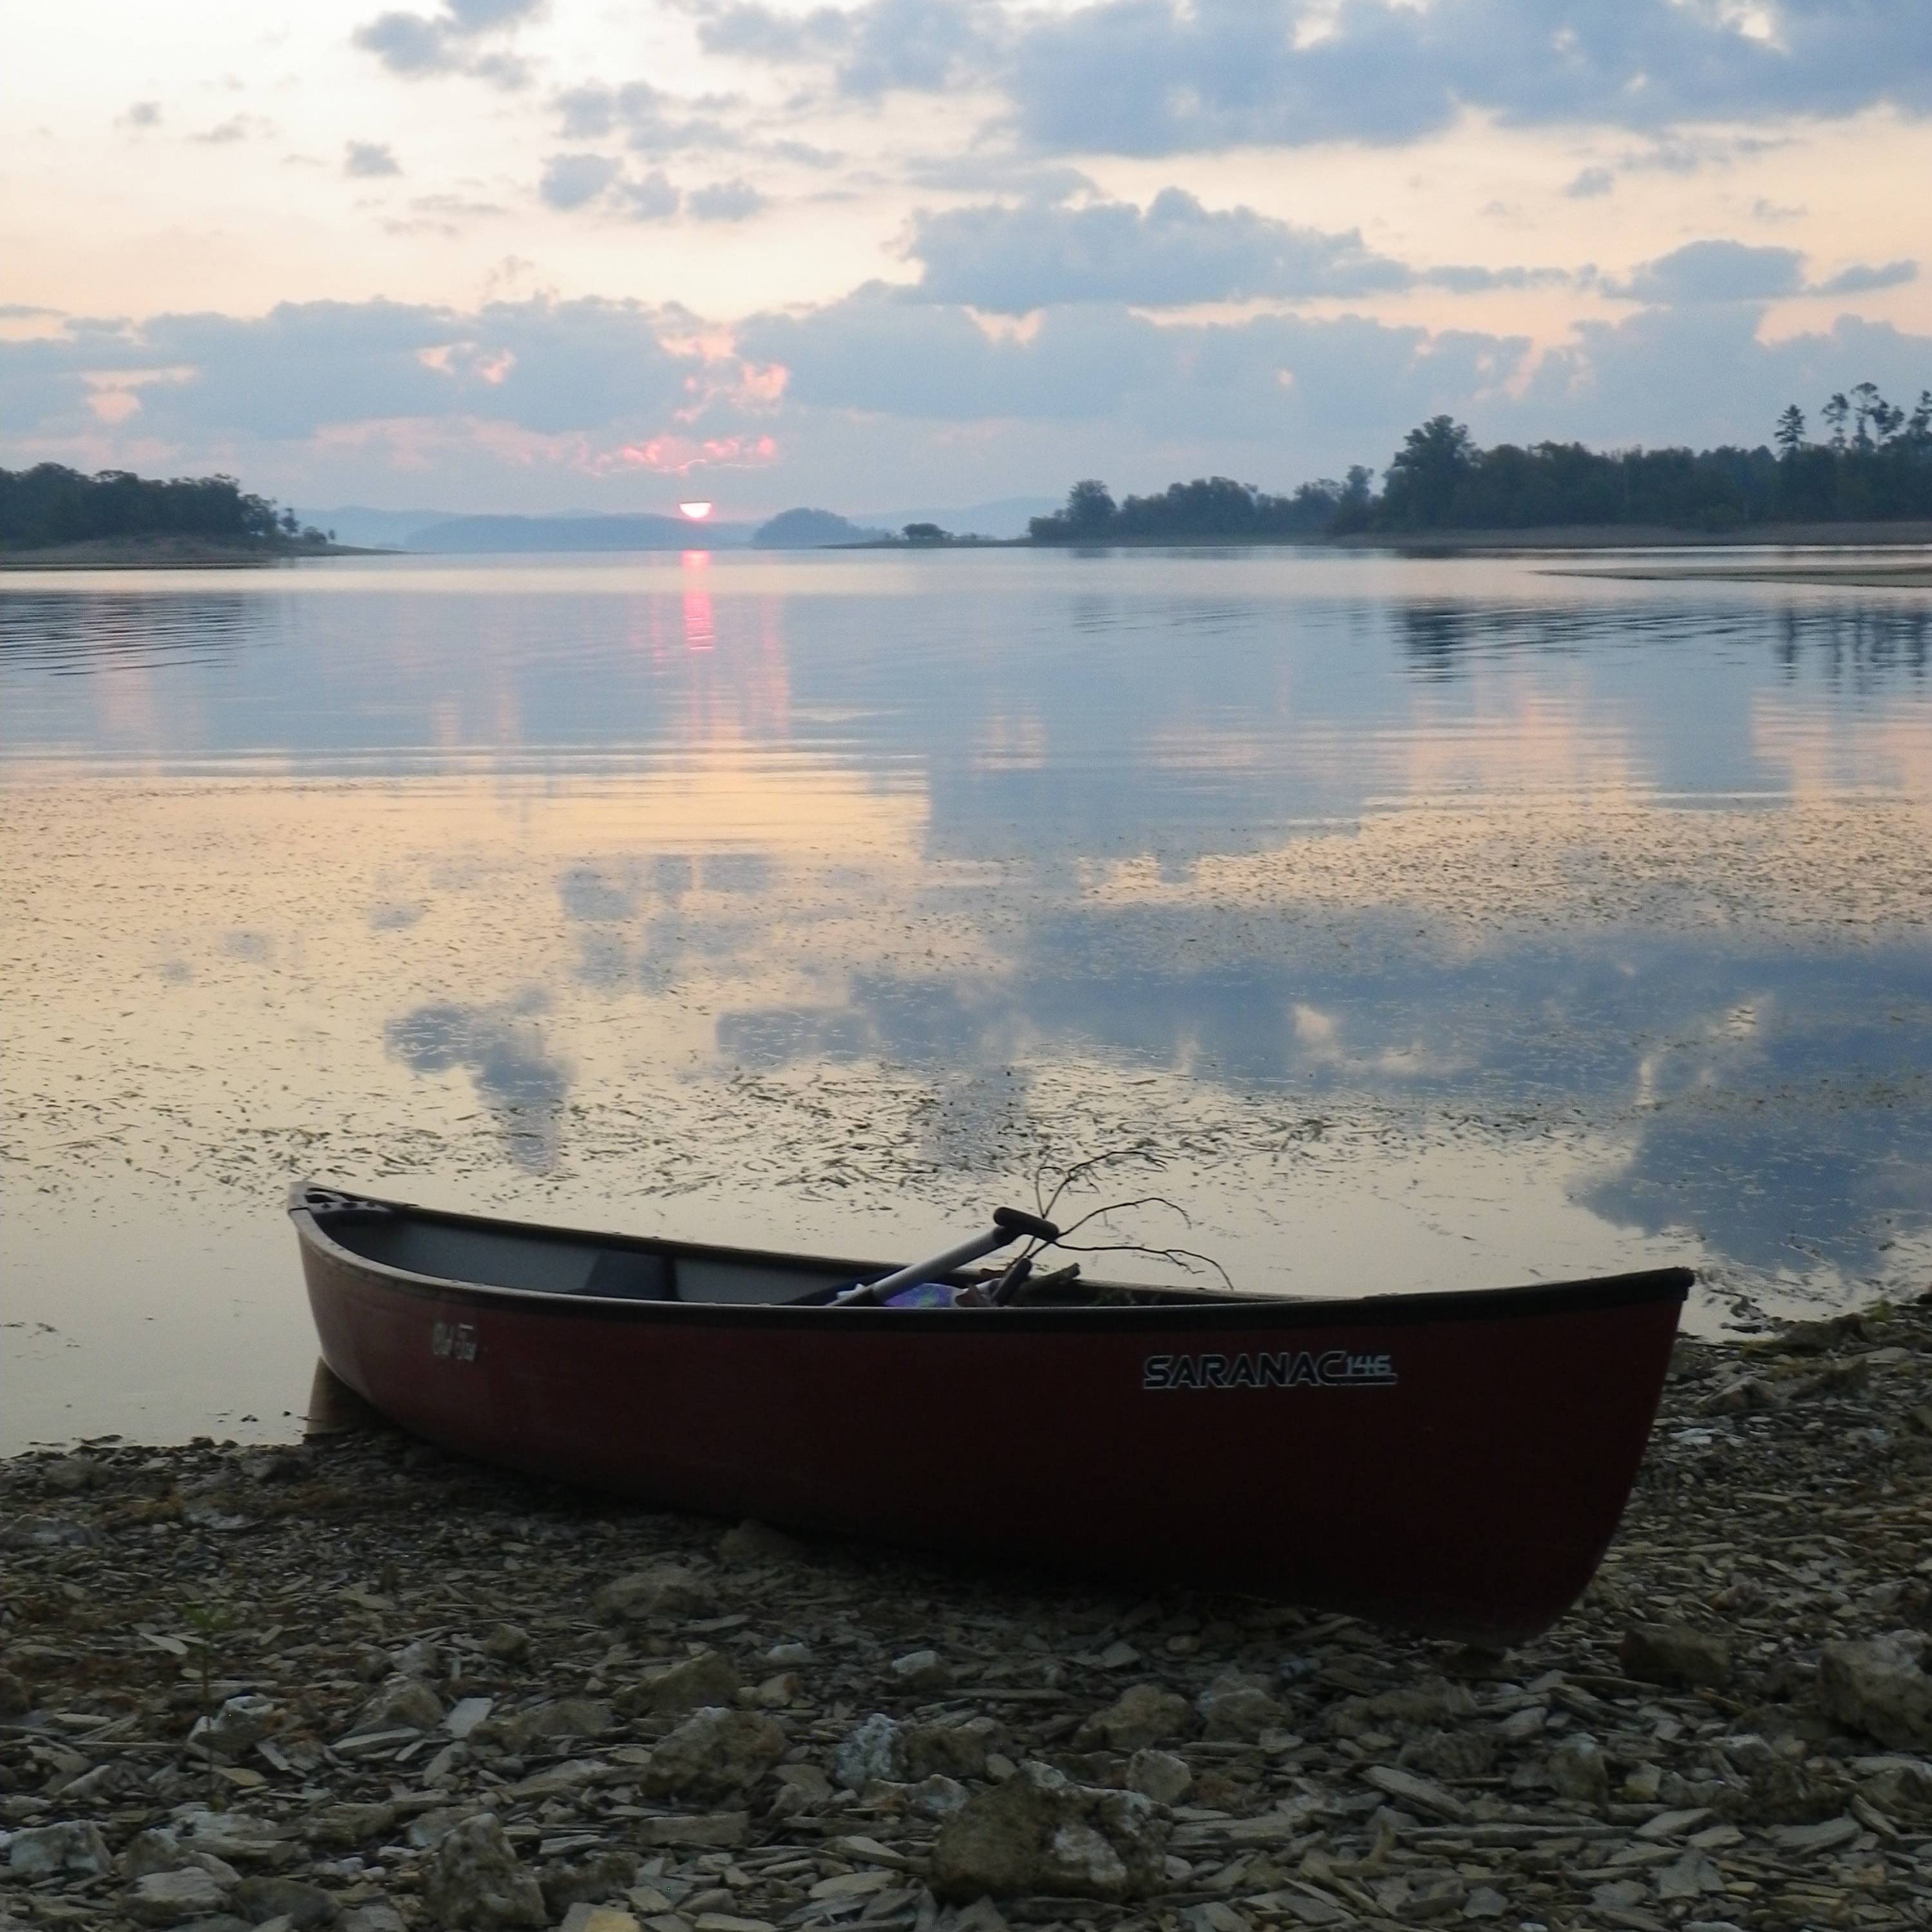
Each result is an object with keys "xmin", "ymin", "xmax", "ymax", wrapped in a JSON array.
[
  {"xmin": 0, "ymin": 536, "xmax": 373, "ymax": 571},
  {"xmin": 1546, "ymin": 560, "xmax": 1932, "ymax": 590}
]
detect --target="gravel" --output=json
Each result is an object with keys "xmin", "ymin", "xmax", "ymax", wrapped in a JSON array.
[{"xmin": 3, "ymin": 1294, "xmax": 1931, "ymax": 1930}]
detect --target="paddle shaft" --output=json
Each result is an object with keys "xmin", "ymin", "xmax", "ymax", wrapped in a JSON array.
[{"xmin": 832, "ymin": 1207, "xmax": 1060, "ymax": 1306}]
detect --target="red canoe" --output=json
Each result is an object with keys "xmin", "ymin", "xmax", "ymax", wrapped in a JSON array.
[{"xmin": 292, "ymin": 1183, "xmax": 1689, "ymax": 1642}]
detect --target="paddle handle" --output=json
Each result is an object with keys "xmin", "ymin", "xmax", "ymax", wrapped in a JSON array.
[{"xmin": 833, "ymin": 1207, "xmax": 1061, "ymax": 1306}]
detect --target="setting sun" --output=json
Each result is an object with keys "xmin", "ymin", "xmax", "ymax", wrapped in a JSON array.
[{"xmin": 679, "ymin": 501, "xmax": 714, "ymax": 521}]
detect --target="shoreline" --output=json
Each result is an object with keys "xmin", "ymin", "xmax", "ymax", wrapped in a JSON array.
[
  {"xmin": 5, "ymin": 1298, "xmax": 1931, "ymax": 1929},
  {"xmin": 1546, "ymin": 560, "xmax": 1932, "ymax": 589},
  {"xmin": 847, "ymin": 521, "xmax": 1932, "ymax": 560},
  {"xmin": 0, "ymin": 537, "xmax": 379, "ymax": 571}
]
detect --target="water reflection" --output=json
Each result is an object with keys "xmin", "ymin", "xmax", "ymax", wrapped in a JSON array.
[
  {"xmin": 5, "ymin": 549, "xmax": 1932, "ymax": 1444},
  {"xmin": 0, "ymin": 590, "xmax": 269, "ymax": 673},
  {"xmin": 384, "ymin": 998, "xmax": 571, "ymax": 1171}
]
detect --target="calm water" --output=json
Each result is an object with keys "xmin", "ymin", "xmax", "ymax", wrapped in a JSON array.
[{"xmin": 5, "ymin": 547, "xmax": 1931, "ymax": 1447}]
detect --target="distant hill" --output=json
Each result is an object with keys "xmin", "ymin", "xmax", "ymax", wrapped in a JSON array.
[
  {"xmin": 293, "ymin": 506, "xmax": 462, "ymax": 549},
  {"xmin": 752, "ymin": 507, "xmax": 890, "ymax": 547},
  {"xmin": 406, "ymin": 513, "xmax": 755, "ymax": 553}
]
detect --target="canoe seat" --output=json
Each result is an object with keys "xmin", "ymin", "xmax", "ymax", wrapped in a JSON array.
[{"xmin": 580, "ymin": 1250, "xmax": 677, "ymax": 1301}]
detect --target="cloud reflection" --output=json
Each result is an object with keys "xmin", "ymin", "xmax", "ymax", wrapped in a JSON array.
[{"xmin": 384, "ymin": 998, "xmax": 571, "ymax": 1170}]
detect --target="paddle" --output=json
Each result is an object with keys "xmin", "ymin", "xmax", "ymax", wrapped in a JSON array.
[{"xmin": 831, "ymin": 1206, "xmax": 1061, "ymax": 1305}]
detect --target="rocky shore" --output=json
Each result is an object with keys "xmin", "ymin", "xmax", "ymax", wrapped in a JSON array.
[{"xmin": 5, "ymin": 1298, "xmax": 1931, "ymax": 1932}]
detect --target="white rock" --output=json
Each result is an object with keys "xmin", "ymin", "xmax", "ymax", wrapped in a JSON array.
[
  {"xmin": 444, "ymin": 1695, "xmax": 493, "ymax": 1738},
  {"xmin": 833, "ymin": 1711, "xmax": 905, "ymax": 1787},
  {"xmin": 8, "ymin": 1821, "xmax": 112, "ymax": 1880},
  {"xmin": 421, "ymin": 1812, "xmax": 546, "ymax": 1929},
  {"xmin": 123, "ymin": 1866, "xmax": 233, "ymax": 1926},
  {"xmin": 1126, "ymin": 1748, "xmax": 1192, "ymax": 1805},
  {"xmin": 189, "ymin": 1691, "xmax": 278, "ymax": 1756}
]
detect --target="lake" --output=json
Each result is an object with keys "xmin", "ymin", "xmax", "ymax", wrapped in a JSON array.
[{"xmin": 3, "ymin": 546, "xmax": 1930, "ymax": 1449}]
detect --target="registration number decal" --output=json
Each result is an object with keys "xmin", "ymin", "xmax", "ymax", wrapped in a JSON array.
[
  {"xmin": 1143, "ymin": 1349, "xmax": 1396, "ymax": 1390},
  {"xmin": 431, "ymin": 1320, "xmax": 478, "ymax": 1363}
]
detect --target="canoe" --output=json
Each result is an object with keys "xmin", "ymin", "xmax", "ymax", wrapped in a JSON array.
[{"xmin": 291, "ymin": 1182, "xmax": 1689, "ymax": 1642}]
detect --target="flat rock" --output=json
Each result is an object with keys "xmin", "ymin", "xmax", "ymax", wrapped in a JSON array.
[
  {"xmin": 189, "ymin": 1692, "xmax": 279, "ymax": 1757},
  {"xmin": 618, "ymin": 1649, "xmax": 741, "ymax": 1717},
  {"xmin": 1359, "ymin": 1763, "xmax": 1469, "ymax": 1820},
  {"xmin": 541, "ymin": 1846, "xmax": 641, "ymax": 1917},
  {"xmin": 558, "ymin": 1909, "xmax": 643, "ymax": 1932},
  {"xmin": 123, "ymin": 1866, "xmax": 234, "ymax": 1926},
  {"xmin": 717, "ymin": 1520, "xmax": 807, "ymax": 1566},
  {"xmin": 6, "ymin": 1820, "xmax": 112, "ymax": 1880},
  {"xmin": 1619, "ymin": 1624, "xmax": 1732, "ymax": 1689},
  {"xmin": 833, "ymin": 1712, "xmax": 905, "ymax": 1786},
  {"xmin": 639, "ymin": 1707, "xmax": 788, "ymax": 1799},
  {"xmin": 346, "ymin": 1672, "xmax": 444, "ymax": 1736},
  {"xmin": 1127, "ymin": 1747, "xmax": 1192, "ymax": 1804},
  {"xmin": 930, "ymin": 1761, "xmax": 1167, "ymax": 1902},
  {"xmin": 904, "ymin": 1720, "xmax": 990, "ymax": 1781},
  {"xmin": 1197, "ymin": 1669, "xmax": 1286, "ymax": 1741},
  {"xmin": 231, "ymin": 1875, "xmax": 339, "ymax": 1926},
  {"xmin": 591, "ymin": 1565, "xmax": 717, "ymax": 1622},
  {"xmin": 1074, "ymin": 1682, "xmax": 1193, "ymax": 1751},
  {"xmin": 311, "ymin": 1802, "xmax": 397, "ymax": 1849},
  {"xmin": 1548, "ymin": 1734, "xmax": 1610, "ymax": 1806},
  {"xmin": 421, "ymin": 1812, "xmax": 547, "ymax": 1930},
  {"xmin": 1819, "ymin": 1633, "xmax": 1932, "ymax": 1747},
  {"xmin": 636, "ymin": 1812, "xmax": 748, "ymax": 1848}
]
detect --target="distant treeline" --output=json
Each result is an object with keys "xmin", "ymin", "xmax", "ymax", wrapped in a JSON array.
[
  {"xmin": 1029, "ymin": 471, "xmax": 1374, "ymax": 543},
  {"xmin": 0, "ymin": 463, "xmax": 327, "ymax": 550},
  {"xmin": 1030, "ymin": 383, "xmax": 1932, "ymax": 541}
]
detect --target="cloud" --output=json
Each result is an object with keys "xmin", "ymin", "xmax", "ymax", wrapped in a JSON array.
[
  {"xmin": 1565, "ymin": 166, "xmax": 1613, "ymax": 198},
  {"xmin": 0, "ymin": 296, "xmax": 713, "ymax": 448},
  {"xmin": 1612, "ymin": 240, "xmax": 1920, "ymax": 306},
  {"xmin": 10, "ymin": 281, "xmax": 1932, "ymax": 519},
  {"xmin": 1814, "ymin": 260, "xmax": 1918, "ymax": 296},
  {"xmin": 444, "ymin": 0, "xmax": 545, "ymax": 25},
  {"xmin": 353, "ymin": 0, "xmax": 543, "ymax": 86},
  {"xmin": 697, "ymin": 0, "xmax": 1932, "ymax": 156},
  {"xmin": 737, "ymin": 282, "xmax": 1525, "ymax": 434},
  {"xmin": 117, "ymin": 101, "xmax": 162, "ymax": 130},
  {"xmin": 615, "ymin": 173, "xmax": 682, "ymax": 220},
  {"xmin": 1613, "ymin": 240, "xmax": 1806, "ymax": 305},
  {"xmin": 771, "ymin": 138, "xmax": 844, "ymax": 168},
  {"xmin": 539, "ymin": 151, "xmax": 621, "ymax": 210},
  {"xmin": 345, "ymin": 140, "xmax": 404, "ymax": 177},
  {"xmin": 1422, "ymin": 264, "xmax": 1572, "ymax": 294},
  {"xmin": 688, "ymin": 179, "xmax": 767, "ymax": 221},
  {"xmin": 552, "ymin": 80, "xmax": 740, "ymax": 155},
  {"xmin": 539, "ymin": 154, "xmax": 683, "ymax": 220},
  {"xmin": 700, "ymin": 0, "xmax": 997, "ymax": 97},
  {"xmin": 191, "ymin": 115, "xmax": 269, "ymax": 146},
  {"xmin": 905, "ymin": 189, "xmax": 1410, "ymax": 310},
  {"xmin": 355, "ymin": 12, "xmax": 453, "ymax": 75}
]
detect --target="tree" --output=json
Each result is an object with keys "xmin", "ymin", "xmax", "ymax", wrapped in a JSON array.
[
  {"xmin": 1774, "ymin": 404, "xmax": 1806, "ymax": 459},
  {"xmin": 1063, "ymin": 479, "xmax": 1117, "ymax": 534},
  {"xmin": 1851, "ymin": 381, "xmax": 1883, "ymax": 451},
  {"xmin": 1381, "ymin": 415, "xmax": 1477, "ymax": 527},
  {"xmin": 902, "ymin": 522, "xmax": 947, "ymax": 544},
  {"xmin": 1823, "ymin": 392, "xmax": 1850, "ymax": 451}
]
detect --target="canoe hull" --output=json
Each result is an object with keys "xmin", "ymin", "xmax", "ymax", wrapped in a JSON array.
[{"xmin": 296, "ymin": 1193, "xmax": 1686, "ymax": 1642}]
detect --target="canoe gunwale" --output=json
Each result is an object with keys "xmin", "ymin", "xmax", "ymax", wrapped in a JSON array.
[{"xmin": 290, "ymin": 1183, "xmax": 1693, "ymax": 1333}]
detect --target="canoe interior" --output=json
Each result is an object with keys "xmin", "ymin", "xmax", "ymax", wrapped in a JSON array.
[
  {"xmin": 312, "ymin": 1195, "xmax": 1218, "ymax": 1307},
  {"xmin": 332, "ymin": 1213, "xmax": 849, "ymax": 1305}
]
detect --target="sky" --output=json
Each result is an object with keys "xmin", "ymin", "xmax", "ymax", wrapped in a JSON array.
[{"xmin": 3, "ymin": 0, "xmax": 1931, "ymax": 517}]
